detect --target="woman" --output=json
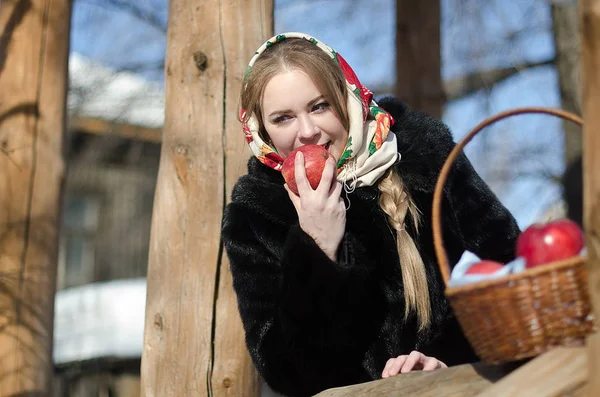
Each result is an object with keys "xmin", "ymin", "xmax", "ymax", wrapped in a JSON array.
[{"xmin": 222, "ymin": 33, "xmax": 519, "ymax": 397}]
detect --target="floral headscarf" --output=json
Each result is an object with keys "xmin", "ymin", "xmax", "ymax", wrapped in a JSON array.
[{"xmin": 241, "ymin": 32, "xmax": 399, "ymax": 189}]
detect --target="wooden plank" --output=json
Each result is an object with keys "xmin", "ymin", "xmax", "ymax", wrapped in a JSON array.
[
  {"xmin": 0, "ymin": 0, "xmax": 70, "ymax": 394},
  {"xmin": 475, "ymin": 347, "xmax": 587, "ymax": 397},
  {"xmin": 140, "ymin": 0, "xmax": 273, "ymax": 395},
  {"xmin": 314, "ymin": 362, "xmax": 518, "ymax": 397},
  {"xmin": 581, "ymin": 1, "xmax": 600, "ymax": 395},
  {"xmin": 209, "ymin": 2, "xmax": 273, "ymax": 396},
  {"xmin": 139, "ymin": 0, "xmax": 224, "ymax": 394},
  {"xmin": 69, "ymin": 116, "xmax": 162, "ymax": 143}
]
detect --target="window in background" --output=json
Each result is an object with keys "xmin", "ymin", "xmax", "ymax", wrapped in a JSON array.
[{"xmin": 57, "ymin": 195, "xmax": 101, "ymax": 289}]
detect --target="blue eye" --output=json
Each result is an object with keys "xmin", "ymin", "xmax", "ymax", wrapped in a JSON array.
[
  {"xmin": 312, "ymin": 102, "xmax": 329, "ymax": 112},
  {"xmin": 273, "ymin": 115, "xmax": 290, "ymax": 124}
]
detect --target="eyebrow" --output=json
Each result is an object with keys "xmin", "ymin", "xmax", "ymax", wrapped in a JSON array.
[{"xmin": 267, "ymin": 95, "xmax": 325, "ymax": 118}]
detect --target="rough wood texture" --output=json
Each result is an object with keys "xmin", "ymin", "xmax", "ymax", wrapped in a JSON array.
[
  {"xmin": 210, "ymin": 3, "xmax": 273, "ymax": 396},
  {"xmin": 140, "ymin": 0, "xmax": 272, "ymax": 396},
  {"xmin": 476, "ymin": 347, "xmax": 587, "ymax": 397},
  {"xmin": 395, "ymin": 0, "xmax": 443, "ymax": 119},
  {"xmin": 581, "ymin": 1, "xmax": 600, "ymax": 395},
  {"xmin": 0, "ymin": 0, "xmax": 70, "ymax": 394},
  {"xmin": 314, "ymin": 362, "xmax": 519, "ymax": 397}
]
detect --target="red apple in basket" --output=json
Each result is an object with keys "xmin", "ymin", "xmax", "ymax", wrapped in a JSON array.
[
  {"xmin": 282, "ymin": 144, "xmax": 335, "ymax": 195},
  {"xmin": 516, "ymin": 219, "xmax": 584, "ymax": 268},
  {"xmin": 465, "ymin": 260, "xmax": 504, "ymax": 275}
]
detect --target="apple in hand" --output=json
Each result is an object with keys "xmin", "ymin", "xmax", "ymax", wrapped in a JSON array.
[
  {"xmin": 281, "ymin": 144, "xmax": 335, "ymax": 195},
  {"xmin": 516, "ymin": 219, "xmax": 584, "ymax": 268},
  {"xmin": 465, "ymin": 260, "xmax": 504, "ymax": 275}
]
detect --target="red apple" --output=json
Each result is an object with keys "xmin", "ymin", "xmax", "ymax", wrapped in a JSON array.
[
  {"xmin": 282, "ymin": 144, "xmax": 335, "ymax": 195},
  {"xmin": 465, "ymin": 260, "xmax": 504, "ymax": 275},
  {"xmin": 516, "ymin": 219, "xmax": 584, "ymax": 268}
]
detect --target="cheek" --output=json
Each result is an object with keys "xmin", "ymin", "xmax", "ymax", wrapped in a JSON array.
[
  {"xmin": 265, "ymin": 127, "xmax": 296, "ymax": 155},
  {"xmin": 321, "ymin": 114, "xmax": 347, "ymax": 137}
]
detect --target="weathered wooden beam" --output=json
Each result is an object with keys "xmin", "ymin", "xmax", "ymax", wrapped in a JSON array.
[
  {"xmin": 476, "ymin": 347, "xmax": 586, "ymax": 397},
  {"xmin": 69, "ymin": 116, "xmax": 162, "ymax": 143},
  {"xmin": 139, "ymin": 0, "xmax": 271, "ymax": 396},
  {"xmin": 314, "ymin": 361, "xmax": 519, "ymax": 397},
  {"xmin": 0, "ymin": 0, "xmax": 71, "ymax": 394},
  {"xmin": 139, "ymin": 0, "xmax": 224, "ymax": 394},
  {"xmin": 210, "ymin": 2, "xmax": 273, "ymax": 396},
  {"xmin": 581, "ymin": 1, "xmax": 600, "ymax": 395}
]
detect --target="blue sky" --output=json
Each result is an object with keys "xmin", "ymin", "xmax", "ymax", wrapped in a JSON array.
[{"xmin": 70, "ymin": 0, "xmax": 567, "ymax": 228}]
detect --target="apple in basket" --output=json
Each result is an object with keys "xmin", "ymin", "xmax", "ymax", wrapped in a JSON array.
[
  {"xmin": 516, "ymin": 219, "xmax": 584, "ymax": 268},
  {"xmin": 465, "ymin": 260, "xmax": 504, "ymax": 275},
  {"xmin": 282, "ymin": 144, "xmax": 335, "ymax": 195}
]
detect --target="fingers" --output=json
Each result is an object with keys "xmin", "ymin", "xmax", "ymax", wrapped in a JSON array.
[
  {"xmin": 400, "ymin": 351, "xmax": 424, "ymax": 373},
  {"xmin": 382, "ymin": 351, "xmax": 447, "ymax": 378},
  {"xmin": 331, "ymin": 179, "xmax": 343, "ymax": 201},
  {"xmin": 317, "ymin": 157, "xmax": 337, "ymax": 193},
  {"xmin": 381, "ymin": 355, "xmax": 407, "ymax": 379},
  {"xmin": 422, "ymin": 356, "xmax": 441, "ymax": 371},
  {"xmin": 389, "ymin": 355, "xmax": 408, "ymax": 377},
  {"xmin": 382, "ymin": 358, "xmax": 396, "ymax": 379},
  {"xmin": 294, "ymin": 152, "xmax": 311, "ymax": 194}
]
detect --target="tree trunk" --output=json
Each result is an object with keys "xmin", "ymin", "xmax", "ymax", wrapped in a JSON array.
[
  {"xmin": 552, "ymin": 2, "xmax": 583, "ymax": 167},
  {"xmin": 0, "ymin": 0, "xmax": 71, "ymax": 395},
  {"xmin": 395, "ymin": 0, "xmax": 443, "ymax": 119},
  {"xmin": 139, "ymin": 0, "xmax": 272, "ymax": 396},
  {"xmin": 581, "ymin": 1, "xmax": 600, "ymax": 395}
]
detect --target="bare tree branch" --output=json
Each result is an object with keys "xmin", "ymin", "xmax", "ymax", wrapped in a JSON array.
[
  {"xmin": 77, "ymin": 0, "xmax": 167, "ymax": 33},
  {"xmin": 444, "ymin": 58, "xmax": 555, "ymax": 99},
  {"xmin": 373, "ymin": 57, "xmax": 555, "ymax": 100},
  {"xmin": 117, "ymin": 60, "xmax": 165, "ymax": 73}
]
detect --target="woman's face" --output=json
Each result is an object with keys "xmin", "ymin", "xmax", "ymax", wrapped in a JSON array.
[{"xmin": 261, "ymin": 69, "xmax": 348, "ymax": 161}]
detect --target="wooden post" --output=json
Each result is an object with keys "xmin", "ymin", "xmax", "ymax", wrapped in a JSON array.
[
  {"xmin": 140, "ymin": 0, "xmax": 273, "ymax": 396},
  {"xmin": 395, "ymin": 0, "xmax": 443, "ymax": 118},
  {"xmin": 211, "ymin": 3, "xmax": 273, "ymax": 396},
  {"xmin": 0, "ymin": 0, "xmax": 71, "ymax": 394},
  {"xmin": 581, "ymin": 1, "xmax": 600, "ymax": 395}
]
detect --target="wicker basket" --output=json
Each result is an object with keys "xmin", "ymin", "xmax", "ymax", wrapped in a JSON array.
[{"xmin": 432, "ymin": 107, "xmax": 596, "ymax": 364}]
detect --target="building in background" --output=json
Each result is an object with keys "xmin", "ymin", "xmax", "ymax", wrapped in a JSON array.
[{"xmin": 53, "ymin": 53, "xmax": 163, "ymax": 397}]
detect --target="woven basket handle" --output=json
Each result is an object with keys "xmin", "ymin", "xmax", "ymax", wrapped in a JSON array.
[{"xmin": 432, "ymin": 107, "xmax": 584, "ymax": 287}]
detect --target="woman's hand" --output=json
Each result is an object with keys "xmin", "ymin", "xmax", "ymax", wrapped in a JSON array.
[
  {"xmin": 284, "ymin": 152, "xmax": 346, "ymax": 262},
  {"xmin": 381, "ymin": 351, "xmax": 448, "ymax": 378}
]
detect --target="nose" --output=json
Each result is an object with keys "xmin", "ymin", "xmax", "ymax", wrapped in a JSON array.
[{"xmin": 298, "ymin": 115, "xmax": 319, "ymax": 141}]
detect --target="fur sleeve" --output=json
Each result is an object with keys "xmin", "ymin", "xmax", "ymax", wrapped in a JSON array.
[
  {"xmin": 444, "ymin": 152, "xmax": 521, "ymax": 262},
  {"xmin": 221, "ymin": 202, "xmax": 382, "ymax": 396},
  {"xmin": 379, "ymin": 96, "xmax": 520, "ymax": 263}
]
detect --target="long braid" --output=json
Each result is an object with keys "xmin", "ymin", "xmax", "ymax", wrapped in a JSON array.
[{"xmin": 378, "ymin": 168, "xmax": 431, "ymax": 331}]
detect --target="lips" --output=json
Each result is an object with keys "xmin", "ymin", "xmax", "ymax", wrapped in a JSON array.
[{"xmin": 320, "ymin": 142, "xmax": 331, "ymax": 151}]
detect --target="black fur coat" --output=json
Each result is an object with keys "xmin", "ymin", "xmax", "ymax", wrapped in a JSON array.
[{"xmin": 221, "ymin": 97, "xmax": 520, "ymax": 397}]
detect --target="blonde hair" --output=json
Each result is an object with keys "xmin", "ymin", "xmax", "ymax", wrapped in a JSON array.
[
  {"xmin": 241, "ymin": 37, "xmax": 431, "ymax": 331},
  {"xmin": 240, "ymin": 38, "xmax": 349, "ymax": 141},
  {"xmin": 378, "ymin": 168, "xmax": 431, "ymax": 330}
]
